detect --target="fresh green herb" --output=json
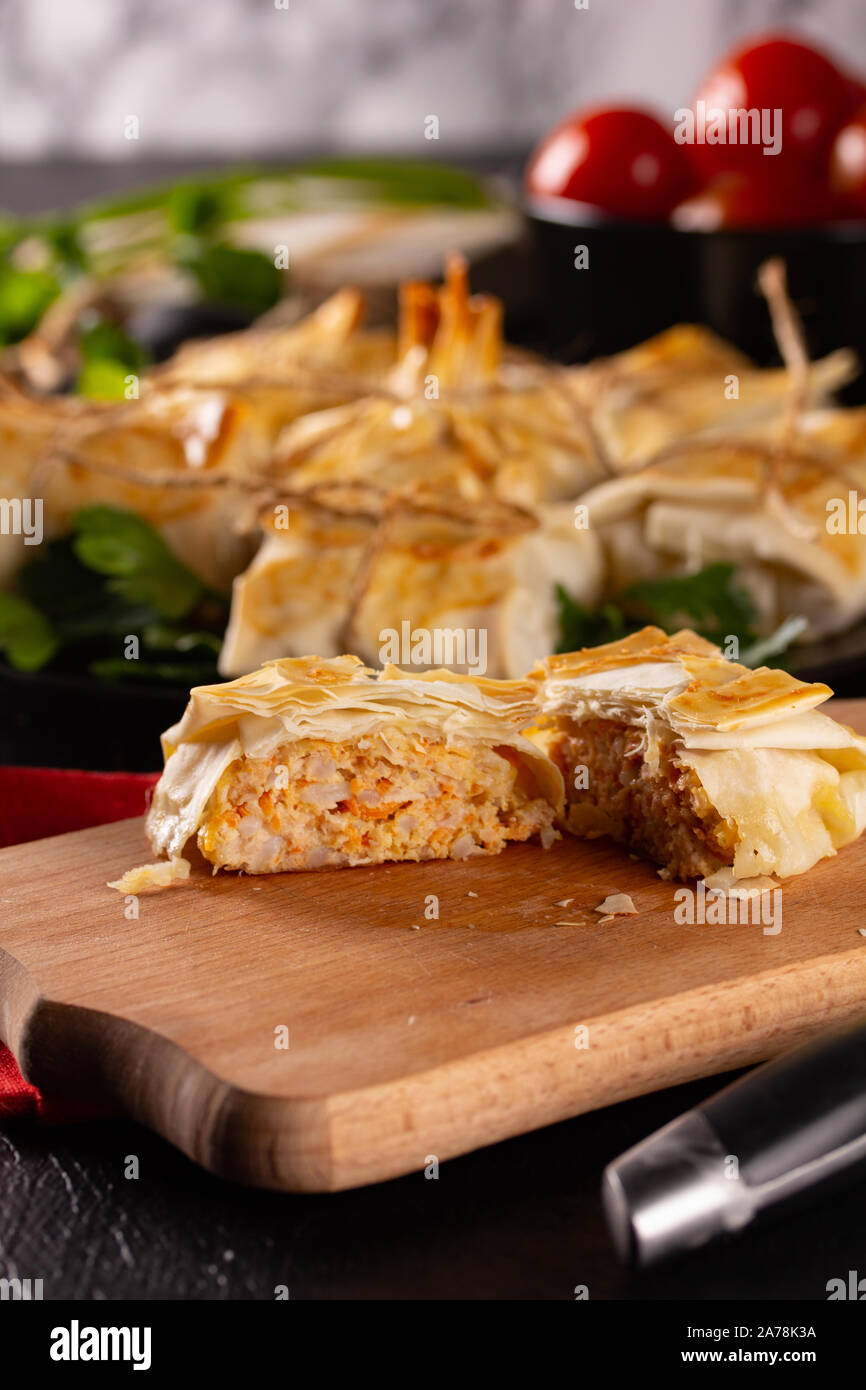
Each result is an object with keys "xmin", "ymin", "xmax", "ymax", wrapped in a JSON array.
[
  {"xmin": 79, "ymin": 321, "xmax": 147, "ymax": 370},
  {"xmin": 177, "ymin": 241, "xmax": 283, "ymax": 315},
  {"xmin": 139, "ymin": 622, "xmax": 223, "ymax": 656},
  {"xmin": 88, "ymin": 657, "xmax": 223, "ymax": 685},
  {"xmin": 0, "ymin": 160, "xmax": 495, "ymax": 356},
  {"xmin": 555, "ymin": 587, "xmax": 629, "ymax": 652},
  {"xmin": 10, "ymin": 514, "xmax": 227, "ymax": 684},
  {"xmin": 165, "ymin": 181, "xmax": 243, "ymax": 236},
  {"xmin": 60, "ymin": 169, "xmax": 260, "ymax": 231},
  {"xmin": 293, "ymin": 158, "xmax": 492, "ymax": 208},
  {"xmin": 0, "ymin": 265, "xmax": 61, "ymax": 345},
  {"xmin": 556, "ymin": 564, "xmax": 759, "ymax": 656},
  {"xmin": 621, "ymin": 564, "xmax": 757, "ymax": 646},
  {"xmin": 72, "ymin": 507, "xmax": 205, "ymax": 619},
  {"xmin": 0, "ymin": 216, "xmax": 24, "ymax": 258},
  {"xmin": 69, "ymin": 160, "xmax": 491, "ymax": 232},
  {"xmin": 76, "ymin": 320, "xmax": 148, "ymax": 399},
  {"xmin": 40, "ymin": 220, "xmax": 87, "ymax": 272},
  {"xmin": 0, "ymin": 592, "xmax": 59, "ymax": 671},
  {"xmin": 76, "ymin": 358, "xmax": 135, "ymax": 400},
  {"xmin": 18, "ymin": 536, "xmax": 151, "ymax": 639}
]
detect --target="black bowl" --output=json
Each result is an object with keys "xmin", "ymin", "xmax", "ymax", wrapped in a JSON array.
[{"xmin": 524, "ymin": 193, "xmax": 866, "ymax": 401}]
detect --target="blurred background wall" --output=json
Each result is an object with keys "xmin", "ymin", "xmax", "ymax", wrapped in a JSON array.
[{"xmin": 0, "ymin": 0, "xmax": 862, "ymax": 160}]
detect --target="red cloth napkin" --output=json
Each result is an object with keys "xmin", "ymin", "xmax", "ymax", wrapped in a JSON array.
[{"xmin": 0, "ymin": 766, "xmax": 158, "ymax": 1122}]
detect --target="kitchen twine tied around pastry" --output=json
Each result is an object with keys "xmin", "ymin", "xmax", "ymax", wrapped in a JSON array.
[
  {"xmin": 754, "ymin": 256, "xmax": 858, "ymax": 542},
  {"xmin": 563, "ymin": 258, "xmax": 862, "ymax": 546}
]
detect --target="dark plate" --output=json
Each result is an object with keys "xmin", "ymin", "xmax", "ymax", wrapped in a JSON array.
[
  {"xmin": 0, "ymin": 663, "xmax": 185, "ymax": 771},
  {"xmin": 787, "ymin": 621, "xmax": 866, "ymax": 697}
]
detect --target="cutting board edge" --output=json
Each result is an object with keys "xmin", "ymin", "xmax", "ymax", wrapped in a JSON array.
[
  {"xmin": 0, "ymin": 949, "xmax": 338, "ymax": 1191},
  {"xmin": 4, "ymin": 940, "xmax": 866, "ymax": 1192},
  {"xmin": 316, "ymin": 944, "xmax": 866, "ymax": 1189}
]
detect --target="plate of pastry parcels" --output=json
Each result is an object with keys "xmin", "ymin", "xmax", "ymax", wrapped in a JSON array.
[
  {"xmin": 61, "ymin": 251, "xmax": 866, "ymax": 894},
  {"xmin": 3, "ymin": 252, "xmax": 866, "ymax": 696}
]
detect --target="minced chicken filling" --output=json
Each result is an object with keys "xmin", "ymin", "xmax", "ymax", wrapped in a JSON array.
[
  {"xmin": 548, "ymin": 716, "xmax": 738, "ymax": 880},
  {"xmin": 198, "ymin": 728, "xmax": 554, "ymax": 873}
]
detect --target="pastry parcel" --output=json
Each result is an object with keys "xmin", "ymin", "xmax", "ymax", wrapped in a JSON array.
[
  {"xmin": 0, "ymin": 380, "xmax": 89, "ymax": 584},
  {"xmin": 143, "ymin": 656, "xmax": 563, "ymax": 876},
  {"xmin": 34, "ymin": 384, "xmax": 261, "ymax": 592},
  {"xmin": 0, "ymin": 288, "xmax": 393, "ymax": 598},
  {"xmin": 218, "ymin": 493, "xmax": 603, "ymax": 679},
  {"xmin": 570, "ymin": 323, "xmax": 855, "ymax": 468},
  {"xmin": 580, "ymin": 409, "xmax": 866, "ymax": 643},
  {"xmin": 529, "ymin": 627, "xmax": 866, "ymax": 883},
  {"xmin": 267, "ymin": 255, "xmax": 609, "ymax": 509},
  {"xmin": 150, "ymin": 286, "xmax": 395, "ymax": 441}
]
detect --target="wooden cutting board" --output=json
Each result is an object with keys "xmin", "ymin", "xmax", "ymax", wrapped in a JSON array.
[{"xmin": 2, "ymin": 700, "xmax": 866, "ymax": 1193}]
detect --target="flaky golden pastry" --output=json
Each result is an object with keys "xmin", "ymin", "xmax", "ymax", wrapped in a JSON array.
[
  {"xmin": 219, "ymin": 494, "xmax": 602, "ymax": 679},
  {"xmin": 571, "ymin": 323, "xmax": 855, "ymax": 467},
  {"xmin": 580, "ymin": 410, "xmax": 866, "ymax": 642}
]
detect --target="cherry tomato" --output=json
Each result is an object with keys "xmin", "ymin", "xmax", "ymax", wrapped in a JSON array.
[
  {"xmin": 830, "ymin": 104, "xmax": 866, "ymax": 215},
  {"xmin": 671, "ymin": 169, "xmax": 849, "ymax": 230},
  {"xmin": 688, "ymin": 33, "xmax": 853, "ymax": 180},
  {"xmin": 845, "ymin": 76, "xmax": 866, "ymax": 110},
  {"xmin": 525, "ymin": 106, "xmax": 693, "ymax": 221}
]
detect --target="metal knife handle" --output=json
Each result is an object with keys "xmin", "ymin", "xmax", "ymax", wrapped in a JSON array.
[{"xmin": 602, "ymin": 1015, "xmax": 866, "ymax": 1267}]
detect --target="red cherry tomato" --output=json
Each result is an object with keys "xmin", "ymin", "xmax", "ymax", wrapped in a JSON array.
[
  {"xmin": 830, "ymin": 104, "xmax": 866, "ymax": 215},
  {"xmin": 671, "ymin": 169, "xmax": 849, "ymax": 230},
  {"xmin": 845, "ymin": 76, "xmax": 866, "ymax": 110},
  {"xmin": 525, "ymin": 106, "xmax": 693, "ymax": 221},
  {"xmin": 688, "ymin": 33, "xmax": 853, "ymax": 180}
]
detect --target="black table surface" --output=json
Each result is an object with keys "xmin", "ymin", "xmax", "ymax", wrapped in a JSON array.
[
  {"xmin": 1, "ymin": 159, "xmax": 865, "ymax": 1303},
  {"xmin": 3, "ymin": 1066, "xmax": 865, "ymax": 1301},
  {"xmin": 5, "ymin": 1061, "xmax": 866, "ymax": 1301}
]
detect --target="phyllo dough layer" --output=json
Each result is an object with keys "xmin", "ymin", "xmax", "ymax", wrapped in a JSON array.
[
  {"xmin": 144, "ymin": 655, "xmax": 563, "ymax": 878},
  {"xmin": 530, "ymin": 626, "xmax": 866, "ymax": 883},
  {"xmin": 570, "ymin": 323, "xmax": 854, "ymax": 468}
]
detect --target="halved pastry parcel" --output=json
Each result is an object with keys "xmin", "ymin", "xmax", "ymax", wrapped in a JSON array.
[
  {"xmin": 143, "ymin": 656, "xmax": 563, "ymax": 877},
  {"xmin": 529, "ymin": 627, "xmax": 866, "ymax": 883}
]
